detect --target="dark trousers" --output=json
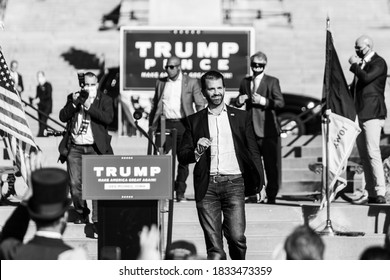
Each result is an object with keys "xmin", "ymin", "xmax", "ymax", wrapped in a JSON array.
[
  {"xmin": 196, "ymin": 177, "xmax": 246, "ymax": 260},
  {"xmin": 155, "ymin": 119, "xmax": 189, "ymax": 195},
  {"xmin": 67, "ymin": 143, "xmax": 98, "ymax": 222},
  {"xmin": 37, "ymin": 111, "xmax": 49, "ymax": 137},
  {"xmin": 256, "ymin": 136, "xmax": 281, "ymax": 200}
]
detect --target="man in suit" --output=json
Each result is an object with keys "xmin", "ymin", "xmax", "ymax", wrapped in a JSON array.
[
  {"xmin": 178, "ymin": 70, "xmax": 264, "ymax": 260},
  {"xmin": 349, "ymin": 35, "xmax": 388, "ymax": 204},
  {"xmin": 59, "ymin": 72, "xmax": 114, "ymax": 227},
  {"xmin": 0, "ymin": 168, "xmax": 87, "ymax": 260},
  {"xmin": 32, "ymin": 71, "xmax": 53, "ymax": 137},
  {"xmin": 9, "ymin": 60, "xmax": 24, "ymax": 96},
  {"xmin": 235, "ymin": 51, "xmax": 285, "ymax": 204},
  {"xmin": 149, "ymin": 56, "xmax": 205, "ymax": 202}
]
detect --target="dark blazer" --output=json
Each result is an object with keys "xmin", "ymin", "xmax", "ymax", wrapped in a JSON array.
[
  {"xmin": 178, "ymin": 106, "xmax": 264, "ymax": 202},
  {"xmin": 0, "ymin": 236, "xmax": 73, "ymax": 260},
  {"xmin": 58, "ymin": 90, "xmax": 114, "ymax": 161},
  {"xmin": 14, "ymin": 72, "xmax": 24, "ymax": 94},
  {"xmin": 36, "ymin": 81, "xmax": 53, "ymax": 114},
  {"xmin": 235, "ymin": 74, "xmax": 284, "ymax": 138},
  {"xmin": 149, "ymin": 74, "xmax": 205, "ymax": 130},
  {"xmin": 0, "ymin": 205, "xmax": 73, "ymax": 260},
  {"xmin": 349, "ymin": 53, "xmax": 387, "ymax": 121}
]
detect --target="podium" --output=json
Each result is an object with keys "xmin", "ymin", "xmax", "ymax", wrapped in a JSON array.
[{"xmin": 82, "ymin": 155, "xmax": 172, "ymax": 259}]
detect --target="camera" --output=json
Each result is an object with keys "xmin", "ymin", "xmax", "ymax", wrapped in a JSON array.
[
  {"xmin": 75, "ymin": 72, "xmax": 88, "ymax": 104},
  {"xmin": 77, "ymin": 72, "xmax": 85, "ymax": 88},
  {"xmin": 77, "ymin": 89, "xmax": 89, "ymax": 104}
]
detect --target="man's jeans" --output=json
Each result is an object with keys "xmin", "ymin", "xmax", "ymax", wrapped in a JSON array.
[
  {"xmin": 196, "ymin": 177, "xmax": 246, "ymax": 260},
  {"xmin": 356, "ymin": 119, "xmax": 386, "ymax": 197},
  {"xmin": 67, "ymin": 143, "xmax": 98, "ymax": 222}
]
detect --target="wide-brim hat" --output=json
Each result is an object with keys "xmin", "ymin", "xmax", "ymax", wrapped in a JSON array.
[{"xmin": 27, "ymin": 168, "xmax": 71, "ymax": 221}]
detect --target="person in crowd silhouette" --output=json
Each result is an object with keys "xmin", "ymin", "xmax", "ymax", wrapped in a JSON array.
[
  {"xmin": 0, "ymin": 168, "xmax": 88, "ymax": 260},
  {"xmin": 284, "ymin": 225, "xmax": 325, "ymax": 260}
]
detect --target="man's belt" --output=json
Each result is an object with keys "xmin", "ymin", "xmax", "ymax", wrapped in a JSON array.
[
  {"xmin": 71, "ymin": 142, "xmax": 94, "ymax": 147},
  {"xmin": 210, "ymin": 174, "xmax": 242, "ymax": 183},
  {"xmin": 166, "ymin": 118, "xmax": 182, "ymax": 122}
]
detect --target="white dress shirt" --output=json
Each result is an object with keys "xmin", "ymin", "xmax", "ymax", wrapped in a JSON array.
[
  {"xmin": 208, "ymin": 105, "xmax": 241, "ymax": 175},
  {"xmin": 162, "ymin": 72, "xmax": 182, "ymax": 119}
]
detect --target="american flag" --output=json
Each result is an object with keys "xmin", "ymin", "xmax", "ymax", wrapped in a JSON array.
[{"xmin": 0, "ymin": 50, "xmax": 38, "ymax": 182}]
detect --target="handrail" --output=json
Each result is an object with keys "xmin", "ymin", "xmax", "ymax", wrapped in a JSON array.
[
  {"xmin": 280, "ymin": 102, "xmax": 324, "ymax": 133},
  {"xmin": 22, "ymin": 100, "xmax": 66, "ymax": 130}
]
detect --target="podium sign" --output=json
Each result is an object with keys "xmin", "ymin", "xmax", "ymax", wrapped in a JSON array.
[{"xmin": 82, "ymin": 155, "xmax": 172, "ymax": 200}]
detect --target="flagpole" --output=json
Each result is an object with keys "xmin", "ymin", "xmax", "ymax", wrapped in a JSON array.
[
  {"xmin": 318, "ymin": 17, "xmax": 364, "ymax": 237},
  {"xmin": 320, "ymin": 17, "xmax": 335, "ymax": 236}
]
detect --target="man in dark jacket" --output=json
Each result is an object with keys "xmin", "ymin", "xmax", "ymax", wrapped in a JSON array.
[
  {"xmin": 348, "ymin": 35, "xmax": 388, "ymax": 205},
  {"xmin": 59, "ymin": 72, "xmax": 114, "ymax": 226},
  {"xmin": 149, "ymin": 56, "xmax": 205, "ymax": 202},
  {"xmin": 235, "ymin": 51, "xmax": 284, "ymax": 204},
  {"xmin": 178, "ymin": 71, "xmax": 264, "ymax": 260},
  {"xmin": 33, "ymin": 71, "xmax": 52, "ymax": 137}
]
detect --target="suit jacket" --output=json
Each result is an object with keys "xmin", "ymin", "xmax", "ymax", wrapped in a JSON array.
[
  {"xmin": 349, "ymin": 53, "xmax": 387, "ymax": 121},
  {"xmin": 0, "ymin": 236, "xmax": 73, "ymax": 260},
  {"xmin": 235, "ymin": 74, "xmax": 284, "ymax": 138},
  {"xmin": 13, "ymin": 72, "xmax": 24, "ymax": 94},
  {"xmin": 0, "ymin": 205, "xmax": 84, "ymax": 260},
  {"xmin": 178, "ymin": 106, "xmax": 264, "ymax": 202},
  {"xmin": 58, "ymin": 90, "xmax": 114, "ymax": 162},
  {"xmin": 36, "ymin": 81, "xmax": 53, "ymax": 114},
  {"xmin": 149, "ymin": 74, "xmax": 205, "ymax": 130}
]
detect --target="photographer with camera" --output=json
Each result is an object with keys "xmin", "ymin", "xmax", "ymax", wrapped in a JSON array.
[{"xmin": 59, "ymin": 72, "xmax": 114, "ymax": 232}]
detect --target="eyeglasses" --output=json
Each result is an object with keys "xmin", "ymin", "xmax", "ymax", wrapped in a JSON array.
[
  {"xmin": 251, "ymin": 62, "xmax": 266, "ymax": 68},
  {"xmin": 165, "ymin": 64, "xmax": 180, "ymax": 70}
]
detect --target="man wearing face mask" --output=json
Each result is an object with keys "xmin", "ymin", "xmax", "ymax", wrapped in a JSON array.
[
  {"xmin": 149, "ymin": 56, "xmax": 205, "ymax": 202},
  {"xmin": 234, "ymin": 51, "xmax": 284, "ymax": 204},
  {"xmin": 32, "ymin": 71, "xmax": 52, "ymax": 137},
  {"xmin": 349, "ymin": 35, "xmax": 388, "ymax": 205},
  {"xmin": 59, "ymin": 72, "xmax": 114, "ymax": 228}
]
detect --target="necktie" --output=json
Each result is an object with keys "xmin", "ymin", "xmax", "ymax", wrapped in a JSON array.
[{"xmin": 251, "ymin": 77, "xmax": 264, "ymax": 137}]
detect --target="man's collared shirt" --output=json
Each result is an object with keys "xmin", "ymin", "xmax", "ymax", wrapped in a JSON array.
[
  {"xmin": 208, "ymin": 105, "xmax": 241, "ymax": 175},
  {"xmin": 10, "ymin": 71, "xmax": 19, "ymax": 86},
  {"xmin": 362, "ymin": 51, "xmax": 375, "ymax": 69},
  {"xmin": 35, "ymin": 231, "xmax": 62, "ymax": 239},
  {"xmin": 72, "ymin": 98, "xmax": 95, "ymax": 145},
  {"xmin": 252, "ymin": 72, "xmax": 264, "ymax": 94},
  {"xmin": 162, "ymin": 72, "xmax": 183, "ymax": 119}
]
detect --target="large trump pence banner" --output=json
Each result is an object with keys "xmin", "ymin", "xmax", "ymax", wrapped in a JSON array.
[{"xmin": 120, "ymin": 27, "xmax": 254, "ymax": 91}]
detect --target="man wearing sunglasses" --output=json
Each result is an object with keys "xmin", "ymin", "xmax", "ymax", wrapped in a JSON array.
[
  {"xmin": 234, "ymin": 51, "xmax": 285, "ymax": 204},
  {"xmin": 149, "ymin": 56, "xmax": 206, "ymax": 202}
]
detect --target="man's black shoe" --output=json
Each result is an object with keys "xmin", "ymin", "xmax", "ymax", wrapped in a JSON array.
[
  {"xmin": 267, "ymin": 198, "xmax": 276, "ymax": 204},
  {"xmin": 176, "ymin": 192, "xmax": 186, "ymax": 202},
  {"xmin": 368, "ymin": 196, "xmax": 387, "ymax": 204},
  {"xmin": 245, "ymin": 195, "xmax": 258, "ymax": 203},
  {"xmin": 74, "ymin": 214, "xmax": 89, "ymax": 224}
]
